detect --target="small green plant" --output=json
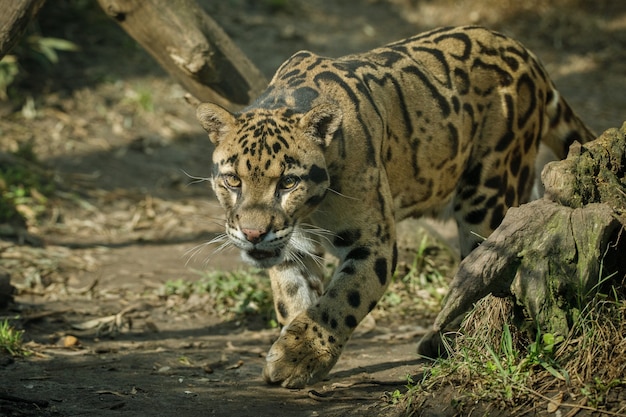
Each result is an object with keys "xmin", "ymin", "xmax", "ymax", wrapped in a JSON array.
[
  {"xmin": 122, "ymin": 86, "xmax": 154, "ymax": 112},
  {"xmin": 482, "ymin": 324, "xmax": 522, "ymax": 401},
  {"xmin": 0, "ymin": 319, "xmax": 27, "ymax": 356},
  {"xmin": 0, "ymin": 35, "xmax": 78, "ymax": 100},
  {"xmin": 479, "ymin": 324, "xmax": 566, "ymax": 402},
  {"xmin": 580, "ymin": 377, "xmax": 623, "ymax": 408},
  {"xmin": 397, "ymin": 289, "xmax": 625, "ymax": 415},
  {"xmin": 161, "ymin": 269, "xmax": 275, "ymax": 324},
  {"xmin": 264, "ymin": 0, "xmax": 290, "ymax": 12},
  {"xmin": 0, "ymin": 142, "xmax": 55, "ymax": 225},
  {"xmin": 379, "ymin": 234, "xmax": 451, "ymax": 317},
  {"xmin": 22, "ymin": 35, "xmax": 79, "ymax": 65},
  {"xmin": 523, "ymin": 330, "xmax": 567, "ymax": 381},
  {"xmin": 388, "ymin": 374, "xmax": 418, "ymax": 406},
  {"xmin": 0, "ymin": 55, "xmax": 19, "ymax": 100}
]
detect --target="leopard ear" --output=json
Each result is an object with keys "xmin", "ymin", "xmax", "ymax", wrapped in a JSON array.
[
  {"xmin": 197, "ymin": 103, "xmax": 236, "ymax": 144},
  {"xmin": 299, "ymin": 103, "xmax": 343, "ymax": 147}
]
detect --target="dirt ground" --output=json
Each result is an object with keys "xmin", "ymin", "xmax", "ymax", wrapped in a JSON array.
[{"xmin": 1, "ymin": 0, "xmax": 625, "ymax": 416}]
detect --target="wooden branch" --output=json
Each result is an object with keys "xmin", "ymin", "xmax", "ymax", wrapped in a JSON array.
[
  {"xmin": 97, "ymin": 0, "xmax": 267, "ymax": 109},
  {"xmin": 0, "ymin": 0, "xmax": 47, "ymax": 59}
]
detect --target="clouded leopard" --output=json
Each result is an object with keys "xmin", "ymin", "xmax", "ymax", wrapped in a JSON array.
[{"xmin": 197, "ymin": 25, "xmax": 594, "ymax": 388}]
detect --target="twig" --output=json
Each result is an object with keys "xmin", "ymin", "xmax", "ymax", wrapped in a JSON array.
[
  {"xmin": 307, "ymin": 379, "xmax": 407, "ymax": 402},
  {"xmin": 308, "ymin": 390, "xmax": 376, "ymax": 402},
  {"xmin": 521, "ymin": 385, "xmax": 624, "ymax": 417}
]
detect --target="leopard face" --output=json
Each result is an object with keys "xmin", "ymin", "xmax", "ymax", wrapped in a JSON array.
[{"xmin": 199, "ymin": 103, "xmax": 342, "ymax": 268}]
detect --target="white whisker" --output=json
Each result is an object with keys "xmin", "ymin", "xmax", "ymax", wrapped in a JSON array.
[
  {"xmin": 288, "ymin": 246, "xmax": 324, "ymax": 271},
  {"xmin": 205, "ymin": 217, "xmax": 226, "ymax": 225},
  {"xmin": 184, "ymin": 241, "xmax": 213, "ymax": 264},
  {"xmin": 180, "ymin": 169, "xmax": 213, "ymax": 186},
  {"xmin": 286, "ymin": 228, "xmax": 328, "ymax": 270},
  {"xmin": 202, "ymin": 240, "xmax": 234, "ymax": 267},
  {"xmin": 299, "ymin": 223, "xmax": 336, "ymax": 247},
  {"xmin": 326, "ymin": 187, "xmax": 358, "ymax": 200},
  {"xmin": 300, "ymin": 223, "xmax": 335, "ymax": 236},
  {"xmin": 308, "ymin": 252, "xmax": 327, "ymax": 268},
  {"xmin": 286, "ymin": 250, "xmax": 307, "ymax": 270},
  {"xmin": 298, "ymin": 234, "xmax": 326, "ymax": 250},
  {"xmin": 184, "ymin": 233, "xmax": 233, "ymax": 266}
]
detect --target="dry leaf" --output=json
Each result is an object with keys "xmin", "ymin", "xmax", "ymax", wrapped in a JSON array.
[
  {"xmin": 225, "ymin": 360, "xmax": 244, "ymax": 370},
  {"xmin": 60, "ymin": 335, "xmax": 80, "ymax": 347},
  {"xmin": 547, "ymin": 392, "xmax": 563, "ymax": 413}
]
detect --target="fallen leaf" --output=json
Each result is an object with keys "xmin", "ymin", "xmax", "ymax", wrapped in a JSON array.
[
  {"xmin": 225, "ymin": 360, "xmax": 244, "ymax": 370},
  {"xmin": 547, "ymin": 392, "xmax": 563, "ymax": 413},
  {"xmin": 60, "ymin": 335, "xmax": 80, "ymax": 347},
  {"xmin": 95, "ymin": 390, "xmax": 127, "ymax": 397}
]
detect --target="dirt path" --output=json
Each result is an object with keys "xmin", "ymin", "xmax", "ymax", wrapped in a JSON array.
[
  {"xmin": 1, "ymin": 1, "xmax": 625, "ymax": 416},
  {"xmin": 6, "ymin": 295, "xmax": 422, "ymax": 416}
]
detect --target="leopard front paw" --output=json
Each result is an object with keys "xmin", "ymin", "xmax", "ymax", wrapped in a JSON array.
[{"xmin": 263, "ymin": 316, "xmax": 342, "ymax": 388}]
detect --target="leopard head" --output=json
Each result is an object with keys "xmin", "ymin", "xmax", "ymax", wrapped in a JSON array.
[{"xmin": 197, "ymin": 102, "xmax": 342, "ymax": 268}]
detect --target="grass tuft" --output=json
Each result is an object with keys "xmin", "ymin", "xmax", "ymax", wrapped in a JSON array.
[
  {"xmin": 160, "ymin": 269, "xmax": 276, "ymax": 325},
  {"xmin": 378, "ymin": 235, "xmax": 452, "ymax": 319},
  {"xmin": 397, "ymin": 291, "xmax": 626, "ymax": 415},
  {"xmin": 0, "ymin": 319, "xmax": 28, "ymax": 356},
  {"xmin": 0, "ymin": 143, "xmax": 55, "ymax": 227}
]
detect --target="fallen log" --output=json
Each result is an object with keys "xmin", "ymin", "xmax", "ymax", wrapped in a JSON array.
[
  {"xmin": 2, "ymin": 0, "xmax": 267, "ymax": 109},
  {"xmin": 0, "ymin": 0, "xmax": 46, "ymax": 59},
  {"xmin": 96, "ymin": 0, "xmax": 267, "ymax": 109}
]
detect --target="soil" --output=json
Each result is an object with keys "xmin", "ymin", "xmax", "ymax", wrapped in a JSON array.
[{"xmin": 1, "ymin": 0, "xmax": 625, "ymax": 416}]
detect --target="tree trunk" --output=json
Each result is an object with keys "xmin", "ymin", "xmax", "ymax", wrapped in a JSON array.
[
  {"xmin": 419, "ymin": 122, "xmax": 626, "ymax": 357},
  {"xmin": 0, "ymin": 0, "xmax": 47, "ymax": 59},
  {"xmin": 97, "ymin": 0, "xmax": 267, "ymax": 109}
]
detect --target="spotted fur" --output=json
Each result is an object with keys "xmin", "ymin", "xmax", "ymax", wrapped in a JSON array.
[{"xmin": 197, "ymin": 26, "xmax": 594, "ymax": 388}]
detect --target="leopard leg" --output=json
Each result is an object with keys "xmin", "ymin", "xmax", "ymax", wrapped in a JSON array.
[
  {"xmin": 263, "ymin": 216, "xmax": 397, "ymax": 388},
  {"xmin": 262, "ymin": 241, "xmax": 327, "ymax": 387},
  {"xmin": 268, "ymin": 253, "xmax": 325, "ymax": 328},
  {"xmin": 453, "ymin": 142, "xmax": 539, "ymax": 258}
]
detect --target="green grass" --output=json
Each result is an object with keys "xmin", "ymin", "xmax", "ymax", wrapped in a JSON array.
[
  {"xmin": 396, "ymin": 292, "xmax": 626, "ymax": 415},
  {"xmin": 160, "ymin": 269, "xmax": 276, "ymax": 325},
  {"xmin": 0, "ymin": 319, "xmax": 28, "ymax": 356},
  {"xmin": 0, "ymin": 142, "xmax": 55, "ymax": 226},
  {"xmin": 165, "ymin": 235, "xmax": 454, "ymax": 328},
  {"xmin": 0, "ymin": 56, "xmax": 19, "ymax": 101},
  {"xmin": 122, "ymin": 86, "xmax": 155, "ymax": 113},
  {"xmin": 0, "ymin": 34, "xmax": 78, "ymax": 100},
  {"xmin": 164, "ymin": 234, "xmax": 453, "ymax": 328},
  {"xmin": 378, "ymin": 235, "xmax": 452, "ymax": 319}
]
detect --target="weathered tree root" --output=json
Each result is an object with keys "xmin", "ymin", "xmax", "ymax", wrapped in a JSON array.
[{"xmin": 419, "ymin": 122, "xmax": 626, "ymax": 357}]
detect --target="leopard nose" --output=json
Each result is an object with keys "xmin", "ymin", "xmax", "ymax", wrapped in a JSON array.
[{"xmin": 241, "ymin": 228, "xmax": 267, "ymax": 244}]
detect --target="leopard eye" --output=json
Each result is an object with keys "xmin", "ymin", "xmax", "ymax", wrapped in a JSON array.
[
  {"xmin": 278, "ymin": 175, "xmax": 300, "ymax": 191},
  {"xmin": 223, "ymin": 174, "xmax": 241, "ymax": 189}
]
